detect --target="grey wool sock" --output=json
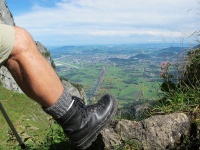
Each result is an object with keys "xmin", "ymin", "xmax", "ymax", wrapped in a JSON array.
[{"xmin": 43, "ymin": 88, "xmax": 73, "ymax": 119}]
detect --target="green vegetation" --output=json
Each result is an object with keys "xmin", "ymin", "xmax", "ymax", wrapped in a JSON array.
[
  {"xmin": 150, "ymin": 47, "xmax": 200, "ymax": 115},
  {"xmin": 147, "ymin": 47, "xmax": 200, "ymax": 149},
  {"xmin": 41, "ymin": 51, "xmax": 51, "ymax": 58},
  {"xmin": 113, "ymin": 139, "xmax": 142, "ymax": 150},
  {"xmin": 102, "ymin": 66, "xmax": 159, "ymax": 107},
  {"xmin": 0, "ymin": 86, "xmax": 70, "ymax": 150}
]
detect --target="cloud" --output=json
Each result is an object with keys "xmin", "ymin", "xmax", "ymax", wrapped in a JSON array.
[{"xmin": 14, "ymin": 0, "xmax": 200, "ymax": 45}]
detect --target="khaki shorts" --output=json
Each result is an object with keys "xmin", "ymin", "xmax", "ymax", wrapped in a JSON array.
[{"xmin": 0, "ymin": 24, "xmax": 15, "ymax": 66}]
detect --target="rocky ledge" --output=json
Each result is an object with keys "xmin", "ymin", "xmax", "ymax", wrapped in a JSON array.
[{"xmin": 89, "ymin": 113, "xmax": 199, "ymax": 150}]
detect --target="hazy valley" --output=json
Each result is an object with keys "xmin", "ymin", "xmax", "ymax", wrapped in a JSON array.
[{"xmin": 49, "ymin": 43, "xmax": 190, "ymax": 107}]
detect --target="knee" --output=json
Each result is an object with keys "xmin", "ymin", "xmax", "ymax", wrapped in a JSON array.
[{"xmin": 11, "ymin": 26, "xmax": 37, "ymax": 56}]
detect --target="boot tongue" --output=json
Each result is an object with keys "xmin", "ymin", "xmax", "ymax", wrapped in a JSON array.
[
  {"xmin": 73, "ymin": 96, "xmax": 88, "ymax": 117},
  {"xmin": 72, "ymin": 96, "xmax": 85, "ymax": 106}
]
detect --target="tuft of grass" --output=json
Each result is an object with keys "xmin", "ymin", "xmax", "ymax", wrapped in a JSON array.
[
  {"xmin": 150, "ymin": 47, "xmax": 200, "ymax": 115},
  {"xmin": 149, "ymin": 87, "xmax": 200, "ymax": 115},
  {"xmin": 113, "ymin": 138, "xmax": 143, "ymax": 150}
]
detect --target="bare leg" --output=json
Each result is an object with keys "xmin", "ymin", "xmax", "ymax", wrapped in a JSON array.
[
  {"xmin": 4, "ymin": 26, "xmax": 64, "ymax": 107},
  {"xmin": 2, "ymin": 25, "xmax": 117, "ymax": 150}
]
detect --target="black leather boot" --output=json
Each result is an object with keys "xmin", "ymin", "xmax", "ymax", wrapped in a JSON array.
[{"xmin": 56, "ymin": 94, "xmax": 117, "ymax": 149}]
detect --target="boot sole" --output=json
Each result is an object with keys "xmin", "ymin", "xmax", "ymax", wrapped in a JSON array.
[{"xmin": 74, "ymin": 95, "xmax": 118, "ymax": 149}]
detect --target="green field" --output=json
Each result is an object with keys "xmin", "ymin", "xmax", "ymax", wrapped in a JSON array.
[
  {"xmin": 51, "ymin": 44, "xmax": 179, "ymax": 106},
  {"xmin": 55, "ymin": 58, "xmax": 161, "ymax": 107}
]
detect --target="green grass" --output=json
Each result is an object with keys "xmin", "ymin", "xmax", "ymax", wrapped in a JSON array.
[
  {"xmin": 0, "ymin": 86, "xmax": 70, "ymax": 150},
  {"xmin": 150, "ymin": 88, "xmax": 200, "ymax": 115}
]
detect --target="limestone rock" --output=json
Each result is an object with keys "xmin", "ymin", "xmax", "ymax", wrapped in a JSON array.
[
  {"xmin": 61, "ymin": 79, "xmax": 87, "ymax": 100},
  {"xmin": 91, "ymin": 113, "xmax": 190, "ymax": 150},
  {"xmin": 0, "ymin": 66, "xmax": 23, "ymax": 92},
  {"xmin": 0, "ymin": 0, "xmax": 19, "ymax": 91},
  {"xmin": 119, "ymin": 100, "xmax": 155, "ymax": 120},
  {"xmin": 35, "ymin": 41, "xmax": 56, "ymax": 69},
  {"xmin": 0, "ymin": 0, "xmax": 14, "ymax": 25}
]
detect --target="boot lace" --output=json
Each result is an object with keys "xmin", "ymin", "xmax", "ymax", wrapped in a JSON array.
[
  {"xmin": 86, "ymin": 101, "xmax": 104, "ymax": 112},
  {"xmin": 72, "ymin": 96, "xmax": 104, "ymax": 117}
]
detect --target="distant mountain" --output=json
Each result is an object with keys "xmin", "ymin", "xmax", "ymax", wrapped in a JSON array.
[
  {"xmin": 151, "ymin": 46, "xmax": 189, "ymax": 57},
  {"xmin": 52, "ymin": 46, "xmax": 76, "ymax": 51},
  {"xmin": 192, "ymin": 44, "xmax": 200, "ymax": 49},
  {"xmin": 49, "ymin": 46, "xmax": 79, "ymax": 58},
  {"xmin": 130, "ymin": 54, "xmax": 151, "ymax": 59}
]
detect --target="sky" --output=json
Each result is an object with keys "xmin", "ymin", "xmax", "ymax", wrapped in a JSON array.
[{"xmin": 5, "ymin": 0, "xmax": 200, "ymax": 46}]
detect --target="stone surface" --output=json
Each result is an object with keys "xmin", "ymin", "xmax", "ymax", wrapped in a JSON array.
[
  {"xmin": 119, "ymin": 100, "xmax": 155, "ymax": 120},
  {"xmin": 90, "ymin": 113, "xmax": 190, "ymax": 150},
  {"xmin": 61, "ymin": 79, "xmax": 87, "ymax": 100},
  {"xmin": 0, "ymin": 0, "xmax": 19, "ymax": 92},
  {"xmin": 0, "ymin": 66, "xmax": 23, "ymax": 92},
  {"xmin": 35, "ymin": 41, "xmax": 56, "ymax": 69},
  {"xmin": 0, "ymin": 0, "xmax": 14, "ymax": 25}
]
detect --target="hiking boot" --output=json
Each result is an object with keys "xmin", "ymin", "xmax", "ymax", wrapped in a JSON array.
[{"xmin": 56, "ymin": 94, "xmax": 117, "ymax": 149}]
